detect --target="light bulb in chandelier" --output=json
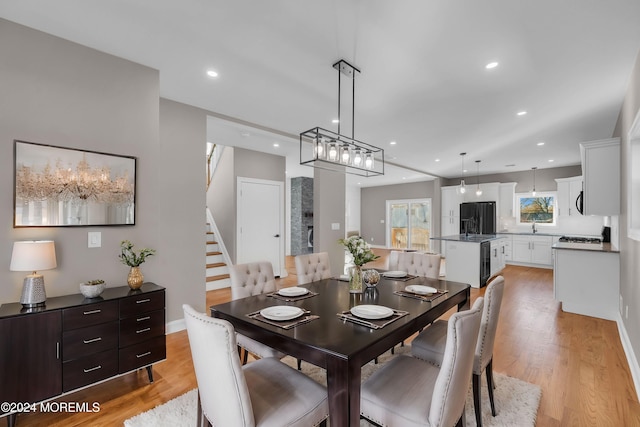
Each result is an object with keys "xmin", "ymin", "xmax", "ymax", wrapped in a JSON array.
[
  {"xmin": 340, "ymin": 144, "xmax": 351, "ymax": 164},
  {"xmin": 460, "ymin": 179, "xmax": 466, "ymax": 194},
  {"xmin": 353, "ymin": 149, "xmax": 363, "ymax": 167},
  {"xmin": 314, "ymin": 138, "xmax": 325, "ymax": 159},
  {"xmin": 327, "ymin": 141, "xmax": 338, "ymax": 161},
  {"xmin": 364, "ymin": 151, "xmax": 374, "ymax": 169}
]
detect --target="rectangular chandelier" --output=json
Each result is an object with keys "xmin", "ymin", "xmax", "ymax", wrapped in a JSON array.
[
  {"xmin": 299, "ymin": 127, "xmax": 384, "ymax": 177},
  {"xmin": 300, "ymin": 59, "xmax": 384, "ymax": 177}
]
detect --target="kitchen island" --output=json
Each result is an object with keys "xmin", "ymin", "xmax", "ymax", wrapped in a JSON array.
[
  {"xmin": 553, "ymin": 241, "xmax": 620, "ymax": 320},
  {"xmin": 431, "ymin": 234, "xmax": 507, "ymax": 288}
]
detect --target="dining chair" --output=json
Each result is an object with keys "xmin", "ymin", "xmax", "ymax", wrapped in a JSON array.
[
  {"xmin": 411, "ymin": 276, "xmax": 505, "ymax": 427},
  {"xmin": 229, "ymin": 261, "xmax": 285, "ymax": 364},
  {"xmin": 294, "ymin": 252, "xmax": 331, "ymax": 285},
  {"xmin": 392, "ymin": 252, "xmax": 442, "ymax": 279},
  {"xmin": 360, "ymin": 298, "xmax": 484, "ymax": 427},
  {"xmin": 182, "ymin": 305, "xmax": 329, "ymax": 427}
]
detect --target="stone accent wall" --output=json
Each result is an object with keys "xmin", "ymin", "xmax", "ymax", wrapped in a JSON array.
[{"xmin": 291, "ymin": 177, "xmax": 313, "ymax": 255}]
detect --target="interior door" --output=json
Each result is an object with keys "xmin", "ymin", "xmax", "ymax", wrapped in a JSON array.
[{"xmin": 237, "ymin": 178, "xmax": 284, "ymax": 276}]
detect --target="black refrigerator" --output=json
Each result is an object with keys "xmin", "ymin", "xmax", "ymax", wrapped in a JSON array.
[{"xmin": 460, "ymin": 202, "xmax": 496, "ymax": 235}]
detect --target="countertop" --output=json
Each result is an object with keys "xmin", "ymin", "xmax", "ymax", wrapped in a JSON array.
[
  {"xmin": 552, "ymin": 242, "xmax": 619, "ymax": 253},
  {"xmin": 431, "ymin": 234, "xmax": 505, "ymax": 243}
]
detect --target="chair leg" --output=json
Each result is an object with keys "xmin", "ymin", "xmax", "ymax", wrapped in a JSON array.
[
  {"xmin": 390, "ymin": 346, "xmax": 395, "ymax": 355},
  {"xmin": 455, "ymin": 406, "xmax": 465, "ymax": 427},
  {"xmin": 486, "ymin": 359, "xmax": 497, "ymax": 416},
  {"xmin": 297, "ymin": 358, "xmax": 302, "ymax": 370},
  {"xmin": 473, "ymin": 373, "xmax": 482, "ymax": 427},
  {"xmin": 242, "ymin": 348, "xmax": 248, "ymax": 365}
]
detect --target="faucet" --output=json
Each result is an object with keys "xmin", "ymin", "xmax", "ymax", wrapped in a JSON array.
[{"xmin": 532, "ymin": 221, "xmax": 537, "ymax": 234}]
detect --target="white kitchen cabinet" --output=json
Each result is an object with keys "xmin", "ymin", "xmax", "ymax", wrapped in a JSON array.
[
  {"xmin": 498, "ymin": 234, "xmax": 512, "ymax": 262},
  {"xmin": 498, "ymin": 183, "xmax": 516, "ymax": 220},
  {"xmin": 490, "ymin": 238, "xmax": 507, "ymax": 276},
  {"xmin": 555, "ymin": 176, "xmax": 582, "ymax": 217},
  {"xmin": 580, "ymin": 138, "xmax": 620, "ymax": 215},
  {"xmin": 442, "ymin": 186, "xmax": 464, "ymax": 218},
  {"xmin": 511, "ymin": 235, "xmax": 553, "ymax": 267},
  {"xmin": 466, "ymin": 182, "xmax": 500, "ymax": 203}
]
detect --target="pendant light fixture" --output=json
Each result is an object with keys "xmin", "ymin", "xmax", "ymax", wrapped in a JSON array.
[
  {"xmin": 531, "ymin": 167, "xmax": 538, "ymax": 196},
  {"xmin": 299, "ymin": 59, "xmax": 384, "ymax": 177},
  {"xmin": 475, "ymin": 160, "xmax": 483, "ymax": 196},
  {"xmin": 459, "ymin": 153, "xmax": 467, "ymax": 194}
]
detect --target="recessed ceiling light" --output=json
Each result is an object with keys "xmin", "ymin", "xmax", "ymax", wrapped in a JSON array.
[
  {"xmin": 505, "ymin": 164, "xmax": 516, "ymax": 167},
  {"xmin": 206, "ymin": 70, "xmax": 219, "ymax": 78},
  {"xmin": 332, "ymin": 119, "xmax": 339, "ymax": 124},
  {"xmin": 548, "ymin": 159, "xmax": 554, "ymax": 162},
  {"xmin": 517, "ymin": 111, "xmax": 527, "ymax": 116},
  {"xmin": 435, "ymin": 158, "xmax": 440, "ymax": 162},
  {"xmin": 463, "ymin": 169, "xmax": 468, "ymax": 173},
  {"xmin": 485, "ymin": 62, "xmax": 499, "ymax": 69},
  {"xmin": 273, "ymin": 143, "xmax": 279, "ymax": 147},
  {"xmin": 402, "ymin": 177, "xmax": 406, "ymax": 180},
  {"xmin": 537, "ymin": 142, "xmax": 545, "ymax": 146},
  {"xmin": 390, "ymin": 141, "xmax": 397, "ymax": 145}
]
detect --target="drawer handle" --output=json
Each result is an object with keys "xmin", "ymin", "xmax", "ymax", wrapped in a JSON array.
[
  {"xmin": 136, "ymin": 299, "xmax": 151, "ymax": 304},
  {"xmin": 83, "ymin": 337, "xmax": 102, "ymax": 344},
  {"xmin": 137, "ymin": 316, "xmax": 151, "ymax": 322},
  {"xmin": 83, "ymin": 309, "xmax": 102, "ymax": 315},
  {"xmin": 136, "ymin": 327, "xmax": 151, "ymax": 334},
  {"xmin": 83, "ymin": 365, "xmax": 102, "ymax": 373},
  {"xmin": 136, "ymin": 351, "xmax": 152, "ymax": 359}
]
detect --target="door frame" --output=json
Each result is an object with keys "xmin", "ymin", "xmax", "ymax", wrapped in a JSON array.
[{"xmin": 236, "ymin": 177, "xmax": 285, "ymax": 276}]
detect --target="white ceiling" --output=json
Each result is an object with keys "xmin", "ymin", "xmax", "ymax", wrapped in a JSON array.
[{"xmin": 3, "ymin": 1, "xmax": 640, "ymax": 187}]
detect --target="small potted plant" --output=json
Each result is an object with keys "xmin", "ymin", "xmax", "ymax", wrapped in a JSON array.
[
  {"xmin": 119, "ymin": 240, "xmax": 156, "ymax": 290},
  {"xmin": 338, "ymin": 236, "xmax": 380, "ymax": 293},
  {"xmin": 79, "ymin": 279, "xmax": 106, "ymax": 299}
]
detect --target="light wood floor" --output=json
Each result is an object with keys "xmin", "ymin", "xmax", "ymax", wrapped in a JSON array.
[{"xmin": 13, "ymin": 257, "xmax": 640, "ymax": 426}]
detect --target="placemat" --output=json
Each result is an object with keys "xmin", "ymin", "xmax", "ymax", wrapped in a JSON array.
[
  {"xmin": 394, "ymin": 289, "xmax": 448, "ymax": 302},
  {"xmin": 381, "ymin": 274, "xmax": 417, "ymax": 282},
  {"xmin": 267, "ymin": 290, "xmax": 318, "ymax": 302},
  {"xmin": 246, "ymin": 309, "xmax": 319, "ymax": 329},
  {"xmin": 336, "ymin": 309, "xmax": 409, "ymax": 329}
]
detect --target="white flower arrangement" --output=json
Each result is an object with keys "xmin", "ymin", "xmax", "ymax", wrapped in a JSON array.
[{"xmin": 338, "ymin": 236, "xmax": 379, "ymax": 267}]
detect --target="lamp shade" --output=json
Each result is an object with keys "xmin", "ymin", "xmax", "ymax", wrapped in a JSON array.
[{"xmin": 10, "ymin": 241, "xmax": 57, "ymax": 272}]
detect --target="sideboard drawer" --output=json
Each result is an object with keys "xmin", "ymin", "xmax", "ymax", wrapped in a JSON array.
[
  {"xmin": 63, "ymin": 301, "xmax": 118, "ymax": 330},
  {"xmin": 120, "ymin": 290, "xmax": 165, "ymax": 317},
  {"xmin": 120, "ymin": 309, "xmax": 165, "ymax": 348},
  {"xmin": 119, "ymin": 335, "xmax": 166, "ymax": 373},
  {"xmin": 63, "ymin": 349, "xmax": 118, "ymax": 392},
  {"xmin": 63, "ymin": 321, "xmax": 119, "ymax": 362}
]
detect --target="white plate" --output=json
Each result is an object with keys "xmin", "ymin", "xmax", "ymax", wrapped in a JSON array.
[
  {"xmin": 405, "ymin": 285, "xmax": 438, "ymax": 295},
  {"xmin": 383, "ymin": 270, "xmax": 408, "ymax": 278},
  {"xmin": 260, "ymin": 306, "xmax": 304, "ymax": 321},
  {"xmin": 278, "ymin": 287, "xmax": 309, "ymax": 297},
  {"xmin": 350, "ymin": 305, "xmax": 394, "ymax": 320}
]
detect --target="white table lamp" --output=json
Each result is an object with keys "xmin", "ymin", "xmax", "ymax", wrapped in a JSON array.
[{"xmin": 10, "ymin": 241, "xmax": 57, "ymax": 307}]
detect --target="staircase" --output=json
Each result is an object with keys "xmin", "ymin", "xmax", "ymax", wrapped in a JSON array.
[{"xmin": 206, "ymin": 224, "xmax": 231, "ymax": 290}]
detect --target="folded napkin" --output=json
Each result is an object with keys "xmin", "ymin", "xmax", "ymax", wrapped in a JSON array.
[
  {"xmin": 246, "ymin": 309, "xmax": 319, "ymax": 330},
  {"xmin": 394, "ymin": 289, "xmax": 447, "ymax": 302},
  {"xmin": 267, "ymin": 291, "xmax": 318, "ymax": 302},
  {"xmin": 336, "ymin": 309, "xmax": 409, "ymax": 329},
  {"xmin": 381, "ymin": 274, "xmax": 417, "ymax": 282}
]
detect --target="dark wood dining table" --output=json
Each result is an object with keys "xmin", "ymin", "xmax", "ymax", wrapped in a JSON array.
[{"xmin": 210, "ymin": 274, "xmax": 471, "ymax": 427}]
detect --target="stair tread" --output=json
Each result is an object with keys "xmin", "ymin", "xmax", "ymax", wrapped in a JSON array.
[
  {"xmin": 207, "ymin": 251, "xmax": 222, "ymax": 256},
  {"xmin": 206, "ymin": 262, "xmax": 226, "ymax": 268},
  {"xmin": 207, "ymin": 274, "xmax": 230, "ymax": 282},
  {"xmin": 206, "ymin": 241, "xmax": 218, "ymax": 245}
]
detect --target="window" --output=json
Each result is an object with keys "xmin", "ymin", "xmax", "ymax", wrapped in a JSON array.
[
  {"xmin": 516, "ymin": 192, "xmax": 556, "ymax": 226},
  {"xmin": 386, "ymin": 199, "xmax": 432, "ymax": 251}
]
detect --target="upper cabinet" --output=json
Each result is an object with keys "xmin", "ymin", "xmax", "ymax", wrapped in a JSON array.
[
  {"xmin": 498, "ymin": 183, "xmax": 516, "ymax": 219},
  {"xmin": 555, "ymin": 176, "xmax": 582, "ymax": 217},
  {"xmin": 580, "ymin": 138, "xmax": 620, "ymax": 216}
]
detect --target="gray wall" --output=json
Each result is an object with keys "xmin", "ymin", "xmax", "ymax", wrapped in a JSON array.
[
  {"xmin": 0, "ymin": 19, "xmax": 204, "ymax": 322},
  {"xmin": 443, "ymin": 165, "xmax": 582, "ymax": 192},
  {"xmin": 207, "ymin": 146, "xmax": 286, "ymax": 264},
  {"xmin": 361, "ymin": 181, "xmax": 437, "ymax": 246},
  {"xmin": 614, "ymin": 47, "xmax": 640, "ymax": 378}
]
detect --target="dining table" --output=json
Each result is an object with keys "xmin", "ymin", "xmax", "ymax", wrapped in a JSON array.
[{"xmin": 210, "ymin": 272, "xmax": 471, "ymax": 427}]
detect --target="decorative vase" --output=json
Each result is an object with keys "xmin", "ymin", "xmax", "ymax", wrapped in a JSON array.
[
  {"xmin": 349, "ymin": 265, "xmax": 363, "ymax": 293},
  {"xmin": 127, "ymin": 266, "xmax": 144, "ymax": 290}
]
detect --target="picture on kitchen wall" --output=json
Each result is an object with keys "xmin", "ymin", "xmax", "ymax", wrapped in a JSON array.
[
  {"xmin": 516, "ymin": 193, "xmax": 556, "ymax": 226},
  {"xmin": 14, "ymin": 140, "xmax": 137, "ymax": 227}
]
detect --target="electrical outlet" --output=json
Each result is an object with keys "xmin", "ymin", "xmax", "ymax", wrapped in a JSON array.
[{"xmin": 88, "ymin": 231, "xmax": 102, "ymax": 248}]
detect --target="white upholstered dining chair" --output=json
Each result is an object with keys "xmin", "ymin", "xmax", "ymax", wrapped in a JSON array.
[
  {"xmin": 229, "ymin": 262, "xmax": 285, "ymax": 364},
  {"xmin": 411, "ymin": 276, "xmax": 505, "ymax": 427},
  {"xmin": 360, "ymin": 297, "xmax": 484, "ymax": 427},
  {"xmin": 294, "ymin": 252, "xmax": 331, "ymax": 285},
  {"xmin": 183, "ymin": 305, "xmax": 329, "ymax": 427},
  {"xmin": 388, "ymin": 251, "xmax": 442, "ymax": 279}
]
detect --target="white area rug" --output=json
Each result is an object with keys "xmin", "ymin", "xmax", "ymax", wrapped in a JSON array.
[{"xmin": 124, "ymin": 347, "xmax": 540, "ymax": 427}]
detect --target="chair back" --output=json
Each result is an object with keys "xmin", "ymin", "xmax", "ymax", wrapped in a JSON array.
[
  {"xmin": 229, "ymin": 261, "xmax": 276, "ymax": 300},
  {"xmin": 182, "ymin": 304, "xmax": 255, "ymax": 427},
  {"xmin": 294, "ymin": 252, "xmax": 331, "ymax": 285},
  {"xmin": 475, "ymin": 275, "xmax": 505, "ymax": 373},
  {"xmin": 392, "ymin": 252, "xmax": 442, "ymax": 279},
  {"xmin": 429, "ymin": 298, "xmax": 484, "ymax": 427}
]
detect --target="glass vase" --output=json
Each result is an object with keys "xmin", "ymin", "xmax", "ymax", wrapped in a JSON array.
[
  {"xmin": 127, "ymin": 266, "xmax": 144, "ymax": 290},
  {"xmin": 349, "ymin": 265, "xmax": 363, "ymax": 293}
]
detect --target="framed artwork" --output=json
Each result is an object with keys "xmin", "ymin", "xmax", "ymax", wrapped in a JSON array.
[{"xmin": 14, "ymin": 140, "xmax": 137, "ymax": 227}]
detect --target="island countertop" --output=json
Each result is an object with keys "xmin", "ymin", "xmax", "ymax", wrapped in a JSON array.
[{"xmin": 430, "ymin": 234, "xmax": 506, "ymax": 243}]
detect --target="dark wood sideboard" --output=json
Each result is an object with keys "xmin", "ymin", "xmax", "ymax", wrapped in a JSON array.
[{"xmin": 0, "ymin": 282, "xmax": 166, "ymax": 427}]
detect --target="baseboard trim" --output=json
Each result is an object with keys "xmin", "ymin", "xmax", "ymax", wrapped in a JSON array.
[
  {"xmin": 617, "ymin": 313, "xmax": 640, "ymax": 403},
  {"xmin": 166, "ymin": 318, "xmax": 186, "ymax": 334}
]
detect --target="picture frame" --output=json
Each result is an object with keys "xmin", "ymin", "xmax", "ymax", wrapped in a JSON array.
[{"xmin": 14, "ymin": 140, "xmax": 137, "ymax": 227}]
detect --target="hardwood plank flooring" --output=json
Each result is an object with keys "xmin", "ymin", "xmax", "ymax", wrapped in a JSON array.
[{"xmin": 11, "ymin": 261, "xmax": 640, "ymax": 426}]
